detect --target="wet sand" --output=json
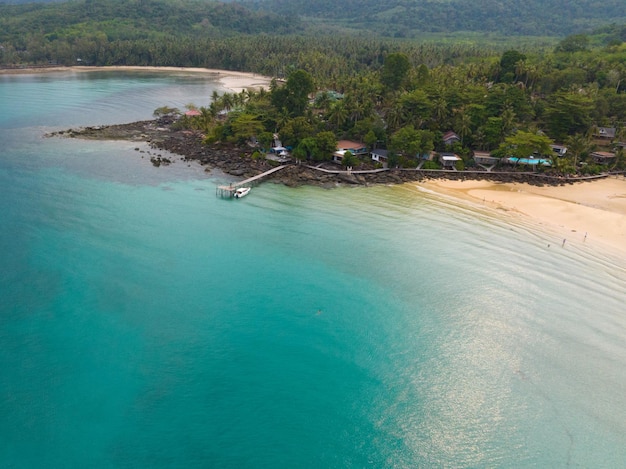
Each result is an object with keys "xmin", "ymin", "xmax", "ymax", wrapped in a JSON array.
[
  {"xmin": 0, "ymin": 65, "xmax": 273, "ymax": 93},
  {"xmin": 414, "ymin": 177, "xmax": 626, "ymax": 257}
]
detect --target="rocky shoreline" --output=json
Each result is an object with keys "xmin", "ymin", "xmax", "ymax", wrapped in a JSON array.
[{"xmin": 47, "ymin": 118, "xmax": 610, "ymax": 188}]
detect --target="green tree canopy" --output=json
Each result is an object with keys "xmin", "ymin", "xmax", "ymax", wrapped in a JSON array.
[
  {"xmin": 230, "ymin": 113, "xmax": 264, "ymax": 144},
  {"xmin": 555, "ymin": 34, "xmax": 590, "ymax": 53},
  {"xmin": 497, "ymin": 130, "xmax": 553, "ymax": 159},
  {"xmin": 389, "ymin": 125, "xmax": 434, "ymax": 156},
  {"xmin": 271, "ymin": 69, "xmax": 315, "ymax": 117},
  {"xmin": 314, "ymin": 131, "xmax": 338, "ymax": 161},
  {"xmin": 279, "ymin": 116, "xmax": 314, "ymax": 147},
  {"xmin": 544, "ymin": 90, "xmax": 594, "ymax": 141},
  {"xmin": 499, "ymin": 50, "xmax": 526, "ymax": 82},
  {"xmin": 296, "ymin": 137, "xmax": 319, "ymax": 160},
  {"xmin": 381, "ymin": 52, "xmax": 410, "ymax": 91}
]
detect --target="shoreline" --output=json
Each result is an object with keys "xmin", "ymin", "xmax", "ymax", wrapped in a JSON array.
[
  {"xmin": 52, "ymin": 117, "xmax": 626, "ymax": 254},
  {"xmin": 0, "ymin": 65, "xmax": 273, "ymax": 93},
  {"xmin": 25, "ymin": 66, "xmax": 624, "ymax": 257},
  {"xmin": 412, "ymin": 177, "xmax": 626, "ymax": 258}
]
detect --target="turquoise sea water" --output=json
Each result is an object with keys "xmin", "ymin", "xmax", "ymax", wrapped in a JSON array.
[{"xmin": 1, "ymin": 71, "xmax": 626, "ymax": 468}]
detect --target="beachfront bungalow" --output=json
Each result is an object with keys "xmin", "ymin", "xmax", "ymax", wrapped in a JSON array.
[
  {"xmin": 337, "ymin": 140, "xmax": 368, "ymax": 156},
  {"xmin": 593, "ymin": 127, "xmax": 616, "ymax": 141},
  {"xmin": 439, "ymin": 152, "xmax": 462, "ymax": 169},
  {"xmin": 185, "ymin": 109, "xmax": 201, "ymax": 117},
  {"xmin": 590, "ymin": 151, "xmax": 616, "ymax": 164},
  {"xmin": 593, "ymin": 127, "xmax": 617, "ymax": 147},
  {"xmin": 473, "ymin": 151, "xmax": 500, "ymax": 171},
  {"xmin": 442, "ymin": 131, "xmax": 460, "ymax": 146},
  {"xmin": 550, "ymin": 144, "xmax": 568, "ymax": 157},
  {"xmin": 333, "ymin": 140, "xmax": 368, "ymax": 163},
  {"xmin": 370, "ymin": 148, "xmax": 388, "ymax": 167}
]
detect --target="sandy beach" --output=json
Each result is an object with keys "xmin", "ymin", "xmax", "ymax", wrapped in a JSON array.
[
  {"xmin": 0, "ymin": 65, "xmax": 273, "ymax": 93},
  {"xmin": 414, "ymin": 177, "xmax": 626, "ymax": 258}
]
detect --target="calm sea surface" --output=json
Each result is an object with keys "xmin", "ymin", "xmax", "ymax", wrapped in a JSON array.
[{"xmin": 1, "ymin": 70, "xmax": 625, "ymax": 468}]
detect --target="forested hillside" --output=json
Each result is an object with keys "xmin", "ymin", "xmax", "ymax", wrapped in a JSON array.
[
  {"xmin": 244, "ymin": 0, "xmax": 626, "ymax": 37},
  {"xmin": 3, "ymin": 0, "xmax": 626, "ymax": 37},
  {"xmin": 0, "ymin": 0, "xmax": 297, "ymax": 41},
  {"xmin": 0, "ymin": 0, "xmax": 60, "ymax": 3},
  {"xmin": 0, "ymin": 0, "xmax": 513, "ymax": 73}
]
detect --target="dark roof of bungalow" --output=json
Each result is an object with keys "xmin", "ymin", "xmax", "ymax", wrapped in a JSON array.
[
  {"xmin": 594, "ymin": 127, "xmax": 616, "ymax": 138},
  {"xmin": 442, "ymin": 131, "xmax": 460, "ymax": 141},
  {"xmin": 591, "ymin": 151, "xmax": 616, "ymax": 158},
  {"xmin": 370, "ymin": 148, "xmax": 388, "ymax": 157}
]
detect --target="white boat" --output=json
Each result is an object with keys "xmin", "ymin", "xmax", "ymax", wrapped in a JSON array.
[{"xmin": 233, "ymin": 187, "xmax": 251, "ymax": 198}]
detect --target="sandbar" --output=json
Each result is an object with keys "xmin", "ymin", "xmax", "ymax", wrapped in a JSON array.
[
  {"xmin": 413, "ymin": 177, "xmax": 626, "ymax": 258},
  {"xmin": 0, "ymin": 65, "xmax": 273, "ymax": 93}
]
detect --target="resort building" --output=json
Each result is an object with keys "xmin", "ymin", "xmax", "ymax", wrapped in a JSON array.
[
  {"xmin": 370, "ymin": 148, "xmax": 388, "ymax": 167},
  {"xmin": 442, "ymin": 131, "xmax": 460, "ymax": 146},
  {"xmin": 590, "ymin": 151, "xmax": 616, "ymax": 164},
  {"xmin": 593, "ymin": 127, "xmax": 616, "ymax": 141},
  {"xmin": 472, "ymin": 151, "xmax": 500, "ymax": 171},
  {"xmin": 439, "ymin": 152, "xmax": 462, "ymax": 169},
  {"xmin": 550, "ymin": 144, "xmax": 568, "ymax": 157},
  {"xmin": 333, "ymin": 140, "xmax": 368, "ymax": 163}
]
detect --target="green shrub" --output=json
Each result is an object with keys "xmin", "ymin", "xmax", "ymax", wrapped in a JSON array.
[{"xmin": 423, "ymin": 161, "xmax": 440, "ymax": 170}]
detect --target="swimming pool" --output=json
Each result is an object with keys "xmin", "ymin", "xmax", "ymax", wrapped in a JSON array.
[{"xmin": 505, "ymin": 157, "xmax": 552, "ymax": 166}]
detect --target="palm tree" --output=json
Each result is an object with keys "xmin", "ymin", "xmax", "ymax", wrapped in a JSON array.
[
  {"xmin": 275, "ymin": 108, "xmax": 291, "ymax": 132},
  {"xmin": 565, "ymin": 133, "xmax": 592, "ymax": 168},
  {"xmin": 432, "ymin": 96, "xmax": 448, "ymax": 130},
  {"xmin": 221, "ymin": 93, "xmax": 234, "ymax": 112},
  {"xmin": 385, "ymin": 103, "xmax": 407, "ymax": 132},
  {"xmin": 455, "ymin": 108, "xmax": 472, "ymax": 144},
  {"xmin": 327, "ymin": 103, "xmax": 348, "ymax": 129},
  {"xmin": 474, "ymin": 128, "xmax": 487, "ymax": 150},
  {"xmin": 501, "ymin": 107, "xmax": 517, "ymax": 136},
  {"xmin": 514, "ymin": 59, "xmax": 527, "ymax": 84},
  {"xmin": 198, "ymin": 107, "xmax": 214, "ymax": 133}
]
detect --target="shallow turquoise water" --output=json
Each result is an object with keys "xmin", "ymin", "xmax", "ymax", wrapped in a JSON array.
[{"xmin": 1, "ymin": 71, "xmax": 626, "ymax": 468}]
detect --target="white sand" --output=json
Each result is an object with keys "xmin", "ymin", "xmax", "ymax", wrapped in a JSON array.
[
  {"xmin": 414, "ymin": 177, "xmax": 626, "ymax": 258},
  {"xmin": 0, "ymin": 65, "xmax": 273, "ymax": 93}
]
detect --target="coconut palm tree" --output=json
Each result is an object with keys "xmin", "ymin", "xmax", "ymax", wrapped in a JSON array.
[
  {"xmin": 565, "ymin": 133, "xmax": 592, "ymax": 168},
  {"xmin": 432, "ymin": 96, "xmax": 449, "ymax": 130},
  {"xmin": 501, "ymin": 107, "xmax": 517, "ymax": 136},
  {"xmin": 327, "ymin": 103, "xmax": 348, "ymax": 129},
  {"xmin": 455, "ymin": 108, "xmax": 473, "ymax": 144}
]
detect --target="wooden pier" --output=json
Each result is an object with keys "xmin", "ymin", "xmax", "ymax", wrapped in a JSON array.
[{"xmin": 216, "ymin": 165, "xmax": 288, "ymax": 197}]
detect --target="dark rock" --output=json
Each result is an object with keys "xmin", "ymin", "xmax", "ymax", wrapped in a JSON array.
[{"xmin": 54, "ymin": 118, "xmax": 613, "ymax": 189}]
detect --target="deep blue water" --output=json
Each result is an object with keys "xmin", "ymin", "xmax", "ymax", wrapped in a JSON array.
[{"xmin": 1, "ymin": 70, "xmax": 626, "ymax": 468}]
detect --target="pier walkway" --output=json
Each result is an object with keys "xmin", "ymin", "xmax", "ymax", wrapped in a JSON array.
[{"xmin": 216, "ymin": 165, "xmax": 288, "ymax": 197}]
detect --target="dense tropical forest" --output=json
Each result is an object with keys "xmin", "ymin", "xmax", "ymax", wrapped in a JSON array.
[
  {"xmin": 243, "ymin": 0, "xmax": 626, "ymax": 37},
  {"xmin": 1, "ymin": 0, "xmax": 625, "ymax": 173}
]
